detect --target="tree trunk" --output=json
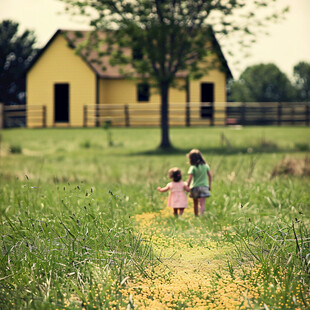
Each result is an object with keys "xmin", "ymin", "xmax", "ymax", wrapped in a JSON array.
[{"xmin": 159, "ymin": 81, "xmax": 172, "ymax": 149}]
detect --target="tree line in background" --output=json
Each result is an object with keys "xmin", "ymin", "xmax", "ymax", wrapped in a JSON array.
[
  {"xmin": 229, "ymin": 62, "xmax": 310, "ymax": 102},
  {"xmin": 0, "ymin": 20, "xmax": 37, "ymax": 106},
  {"xmin": 1, "ymin": 19, "xmax": 309, "ymax": 109}
]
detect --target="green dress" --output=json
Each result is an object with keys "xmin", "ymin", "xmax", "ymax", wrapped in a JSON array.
[{"xmin": 188, "ymin": 164, "xmax": 210, "ymax": 188}]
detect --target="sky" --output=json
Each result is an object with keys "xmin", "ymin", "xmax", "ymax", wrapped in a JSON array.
[{"xmin": 0, "ymin": 0, "xmax": 309, "ymax": 79}]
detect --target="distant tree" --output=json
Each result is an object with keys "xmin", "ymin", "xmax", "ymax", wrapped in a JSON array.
[
  {"xmin": 293, "ymin": 61, "xmax": 310, "ymax": 102},
  {"xmin": 60, "ymin": 0, "xmax": 288, "ymax": 148},
  {"xmin": 229, "ymin": 63, "xmax": 295, "ymax": 102},
  {"xmin": 0, "ymin": 20, "xmax": 37, "ymax": 105}
]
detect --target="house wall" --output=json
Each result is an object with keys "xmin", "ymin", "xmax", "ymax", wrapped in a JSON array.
[
  {"xmin": 97, "ymin": 73, "xmax": 226, "ymax": 126},
  {"xmin": 95, "ymin": 73, "xmax": 226, "ymax": 127},
  {"xmin": 96, "ymin": 78, "xmax": 187, "ymax": 127},
  {"xmin": 27, "ymin": 34, "xmax": 96, "ymax": 127},
  {"xmin": 98, "ymin": 78, "xmax": 186, "ymax": 104},
  {"xmin": 99, "ymin": 72, "xmax": 225, "ymax": 106}
]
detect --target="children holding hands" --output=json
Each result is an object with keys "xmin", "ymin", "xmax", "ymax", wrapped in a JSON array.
[{"xmin": 158, "ymin": 149, "xmax": 212, "ymax": 217}]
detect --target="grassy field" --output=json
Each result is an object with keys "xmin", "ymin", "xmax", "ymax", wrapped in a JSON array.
[{"xmin": 0, "ymin": 126, "xmax": 309, "ymax": 309}]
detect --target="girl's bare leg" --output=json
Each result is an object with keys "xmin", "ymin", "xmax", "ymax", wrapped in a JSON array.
[
  {"xmin": 173, "ymin": 209, "xmax": 178, "ymax": 216},
  {"xmin": 200, "ymin": 197, "xmax": 206, "ymax": 215},
  {"xmin": 179, "ymin": 208, "xmax": 184, "ymax": 215},
  {"xmin": 193, "ymin": 199, "xmax": 199, "ymax": 216}
]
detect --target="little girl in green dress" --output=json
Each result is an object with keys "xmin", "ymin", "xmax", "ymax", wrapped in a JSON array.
[{"xmin": 187, "ymin": 149, "xmax": 212, "ymax": 216}]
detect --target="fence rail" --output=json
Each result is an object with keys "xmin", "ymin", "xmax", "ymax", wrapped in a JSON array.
[
  {"xmin": 84, "ymin": 102, "xmax": 310, "ymax": 127},
  {"xmin": 0, "ymin": 102, "xmax": 309, "ymax": 128},
  {"xmin": 226, "ymin": 102, "xmax": 310, "ymax": 126},
  {"xmin": 84, "ymin": 102, "xmax": 218, "ymax": 127}
]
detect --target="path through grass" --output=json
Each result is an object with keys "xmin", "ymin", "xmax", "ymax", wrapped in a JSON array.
[{"xmin": 125, "ymin": 207, "xmax": 260, "ymax": 309}]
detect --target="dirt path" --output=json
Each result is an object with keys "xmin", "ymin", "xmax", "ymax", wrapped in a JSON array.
[{"xmin": 126, "ymin": 208, "xmax": 260, "ymax": 309}]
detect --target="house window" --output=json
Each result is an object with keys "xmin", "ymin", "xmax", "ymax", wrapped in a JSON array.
[{"xmin": 137, "ymin": 83, "xmax": 150, "ymax": 102}]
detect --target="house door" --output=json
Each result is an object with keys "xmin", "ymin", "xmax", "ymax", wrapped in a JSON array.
[
  {"xmin": 54, "ymin": 83, "xmax": 69, "ymax": 123},
  {"xmin": 200, "ymin": 82, "xmax": 214, "ymax": 118}
]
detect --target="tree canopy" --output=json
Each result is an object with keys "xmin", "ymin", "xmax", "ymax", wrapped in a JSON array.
[
  {"xmin": 60, "ymin": 0, "xmax": 287, "ymax": 148},
  {"xmin": 0, "ymin": 20, "xmax": 37, "ymax": 106},
  {"xmin": 229, "ymin": 63, "xmax": 296, "ymax": 102},
  {"xmin": 293, "ymin": 61, "xmax": 310, "ymax": 102}
]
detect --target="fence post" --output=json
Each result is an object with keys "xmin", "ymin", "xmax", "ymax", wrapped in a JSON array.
[
  {"xmin": 186, "ymin": 102, "xmax": 190, "ymax": 127},
  {"xmin": 277, "ymin": 102, "xmax": 282, "ymax": 126},
  {"xmin": 124, "ymin": 104, "xmax": 130, "ymax": 127},
  {"xmin": 0, "ymin": 103, "xmax": 3, "ymax": 129},
  {"xmin": 211, "ymin": 103, "xmax": 214, "ymax": 126},
  {"xmin": 306, "ymin": 103, "xmax": 310, "ymax": 126},
  {"xmin": 96, "ymin": 104, "xmax": 100, "ymax": 127},
  {"xmin": 83, "ymin": 105, "xmax": 87, "ymax": 127},
  {"xmin": 185, "ymin": 76, "xmax": 191, "ymax": 127},
  {"xmin": 291, "ymin": 104, "xmax": 295, "ymax": 125},
  {"xmin": 42, "ymin": 106, "xmax": 46, "ymax": 128},
  {"xmin": 241, "ymin": 102, "xmax": 246, "ymax": 125}
]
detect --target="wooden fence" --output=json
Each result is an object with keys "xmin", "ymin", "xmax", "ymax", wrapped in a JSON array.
[
  {"xmin": 226, "ymin": 102, "xmax": 310, "ymax": 126},
  {"xmin": 84, "ymin": 102, "xmax": 310, "ymax": 127},
  {"xmin": 83, "ymin": 102, "xmax": 221, "ymax": 127},
  {"xmin": 0, "ymin": 104, "xmax": 46, "ymax": 128},
  {"xmin": 1, "ymin": 102, "xmax": 309, "ymax": 128}
]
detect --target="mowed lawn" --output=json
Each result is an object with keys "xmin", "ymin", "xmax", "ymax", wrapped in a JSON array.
[{"xmin": 0, "ymin": 126, "xmax": 309, "ymax": 309}]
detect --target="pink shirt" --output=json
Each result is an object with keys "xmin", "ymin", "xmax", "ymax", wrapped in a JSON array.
[{"xmin": 167, "ymin": 181, "xmax": 188, "ymax": 209}]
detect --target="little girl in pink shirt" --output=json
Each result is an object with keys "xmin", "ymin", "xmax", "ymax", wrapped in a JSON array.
[{"xmin": 157, "ymin": 167, "xmax": 190, "ymax": 216}]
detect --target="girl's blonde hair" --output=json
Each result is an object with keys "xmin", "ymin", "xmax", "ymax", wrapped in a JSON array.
[
  {"xmin": 187, "ymin": 149, "xmax": 206, "ymax": 166},
  {"xmin": 168, "ymin": 167, "xmax": 182, "ymax": 182}
]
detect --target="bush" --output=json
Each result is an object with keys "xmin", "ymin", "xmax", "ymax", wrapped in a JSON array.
[
  {"xmin": 295, "ymin": 143, "xmax": 309, "ymax": 152},
  {"xmin": 258, "ymin": 137, "xmax": 278, "ymax": 151},
  {"xmin": 271, "ymin": 155, "xmax": 310, "ymax": 178},
  {"xmin": 80, "ymin": 140, "xmax": 91, "ymax": 148},
  {"xmin": 9, "ymin": 144, "xmax": 22, "ymax": 154}
]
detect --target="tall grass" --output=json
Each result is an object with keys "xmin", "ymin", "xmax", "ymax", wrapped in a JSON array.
[
  {"xmin": 227, "ymin": 218, "xmax": 310, "ymax": 309},
  {"xmin": 0, "ymin": 126, "xmax": 309, "ymax": 308},
  {"xmin": 0, "ymin": 179, "xmax": 154, "ymax": 309},
  {"xmin": 220, "ymin": 183, "xmax": 310, "ymax": 309}
]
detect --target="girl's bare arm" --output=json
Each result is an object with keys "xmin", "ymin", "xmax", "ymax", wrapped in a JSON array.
[
  {"xmin": 207, "ymin": 170, "xmax": 212, "ymax": 191},
  {"xmin": 187, "ymin": 174, "xmax": 193, "ymax": 187},
  {"xmin": 184, "ymin": 184, "xmax": 191, "ymax": 192},
  {"xmin": 157, "ymin": 185, "xmax": 169, "ymax": 192}
]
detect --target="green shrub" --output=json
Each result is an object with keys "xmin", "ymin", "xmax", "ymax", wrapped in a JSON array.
[
  {"xmin": 295, "ymin": 142, "xmax": 309, "ymax": 151},
  {"xmin": 9, "ymin": 144, "xmax": 22, "ymax": 154},
  {"xmin": 80, "ymin": 139, "xmax": 91, "ymax": 148}
]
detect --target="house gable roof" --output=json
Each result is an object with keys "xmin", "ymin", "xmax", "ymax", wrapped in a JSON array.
[
  {"xmin": 27, "ymin": 29, "xmax": 232, "ymax": 80},
  {"xmin": 26, "ymin": 29, "xmax": 119, "ymax": 78},
  {"xmin": 210, "ymin": 30, "xmax": 233, "ymax": 79}
]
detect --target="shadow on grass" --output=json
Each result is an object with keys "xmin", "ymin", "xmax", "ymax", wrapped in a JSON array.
[{"xmin": 130, "ymin": 145, "xmax": 299, "ymax": 156}]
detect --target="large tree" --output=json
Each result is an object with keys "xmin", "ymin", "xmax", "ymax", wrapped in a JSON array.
[
  {"xmin": 229, "ymin": 63, "xmax": 295, "ymax": 102},
  {"xmin": 293, "ymin": 61, "xmax": 310, "ymax": 102},
  {"xmin": 60, "ymin": 0, "xmax": 286, "ymax": 148},
  {"xmin": 0, "ymin": 20, "xmax": 37, "ymax": 106}
]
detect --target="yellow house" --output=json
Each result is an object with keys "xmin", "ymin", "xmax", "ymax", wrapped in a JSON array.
[{"xmin": 26, "ymin": 29, "xmax": 232, "ymax": 128}]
